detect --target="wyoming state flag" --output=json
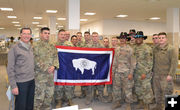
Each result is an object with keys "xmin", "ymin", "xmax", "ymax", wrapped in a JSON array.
[{"xmin": 54, "ymin": 46, "xmax": 114, "ymax": 86}]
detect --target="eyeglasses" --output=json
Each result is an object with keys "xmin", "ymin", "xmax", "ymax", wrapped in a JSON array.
[{"xmin": 21, "ymin": 33, "xmax": 31, "ymax": 36}]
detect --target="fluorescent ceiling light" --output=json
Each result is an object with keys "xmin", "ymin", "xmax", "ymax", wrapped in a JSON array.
[
  {"xmin": 12, "ymin": 21, "xmax": 19, "ymax": 24},
  {"xmin": 58, "ymin": 25, "xmax": 63, "ymax": 28},
  {"xmin": 33, "ymin": 17, "xmax": 42, "ymax": 19},
  {"xmin": 7, "ymin": 16, "xmax": 17, "ymax": 18},
  {"xmin": 149, "ymin": 17, "xmax": 160, "ymax": 20},
  {"xmin": 0, "ymin": 28, "xmax": 5, "ymax": 29},
  {"xmin": 37, "ymin": 25, "xmax": 47, "ymax": 27},
  {"xmin": 84, "ymin": 12, "xmax": 96, "ymax": 15},
  {"xmin": 80, "ymin": 19, "xmax": 88, "ymax": 21},
  {"xmin": 32, "ymin": 22, "xmax": 39, "ymax": 24},
  {"xmin": 0, "ymin": 8, "xmax": 13, "ymax": 11},
  {"xmin": 57, "ymin": 18, "xmax": 66, "ymax": 20},
  {"xmin": 56, "ymin": 23, "xmax": 58, "ymax": 25},
  {"xmin": 14, "ymin": 24, "xmax": 21, "ymax": 27},
  {"xmin": 116, "ymin": 15, "xmax": 128, "ymax": 18},
  {"xmin": 46, "ymin": 10, "xmax": 57, "ymax": 13}
]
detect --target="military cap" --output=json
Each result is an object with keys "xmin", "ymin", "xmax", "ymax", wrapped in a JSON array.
[{"xmin": 134, "ymin": 31, "xmax": 147, "ymax": 40}]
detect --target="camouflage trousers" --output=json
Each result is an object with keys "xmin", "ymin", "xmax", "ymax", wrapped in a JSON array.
[
  {"xmin": 34, "ymin": 81, "xmax": 54, "ymax": 110},
  {"xmin": 113, "ymin": 71, "xmax": 134, "ymax": 103},
  {"xmin": 86, "ymin": 85, "xmax": 105, "ymax": 99},
  {"xmin": 54, "ymin": 85, "xmax": 74, "ymax": 101},
  {"xmin": 153, "ymin": 74, "xmax": 174, "ymax": 104},
  {"xmin": 134, "ymin": 73, "xmax": 154, "ymax": 104},
  {"xmin": 81, "ymin": 86, "xmax": 88, "ymax": 93}
]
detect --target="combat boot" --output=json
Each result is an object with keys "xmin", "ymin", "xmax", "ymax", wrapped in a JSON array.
[
  {"xmin": 98, "ymin": 94, "xmax": 106, "ymax": 102},
  {"xmin": 68, "ymin": 99, "xmax": 74, "ymax": 106},
  {"xmin": 85, "ymin": 94, "xmax": 93, "ymax": 105},
  {"xmin": 56, "ymin": 100, "xmax": 62, "ymax": 108},
  {"xmin": 111, "ymin": 100, "xmax": 121, "ymax": 110},
  {"xmin": 79, "ymin": 90, "xmax": 86, "ymax": 98},
  {"xmin": 107, "ymin": 93, "xmax": 113, "ymax": 103},
  {"xmin": 144, "ymin": 104, "xmax": 149, "ymax": 110},
  {"xmin": 126, "ymin": 103, "xmax": 131, "ymax": 110},
  {"xmin": 136, "ymin": 100, "xmax": 144, "ymax": 109}
]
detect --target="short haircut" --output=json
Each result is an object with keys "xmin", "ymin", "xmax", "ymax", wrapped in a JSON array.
[
  {"xmin": 20, "ymin": 27, "xmax": 32, "ymax": 34},
  {"xmin": 153, "ymin": 34, "xmax": 158, "ymax": 36},
  {"xmin": 103, "ymin": 37, "xmax": 109, "ymax": 41},
  {"xmin": 92, "ymin": 32, "xmax": 98, "ymax": 35},
  {"xmin": 71, "ymin": 35, "xmax": 77, "ymax": 40},
  {"xmin": 40, "ymin": 27, "xmax": 50, "ymax": 33},
  {"xmin": 58, "ymin": 29, "xmax": 65, "ymax": 33},
  {"xmin": 30, "ymin": 38, "xmax": 33, "ymax": 41},
  {"xmin": 84, "ymin": 31, "xmax": 90, "ymax": 35},
  {"xmin": 112, "ymin": 36, "xmax": 117, "ymax": 39},
  {"xmin": 77, "ymin": 32, "xmax": 82, "ymax": 35},
  {"xmin": 158, "ymin": 32, "xmax": 167, "ymax": 36}
]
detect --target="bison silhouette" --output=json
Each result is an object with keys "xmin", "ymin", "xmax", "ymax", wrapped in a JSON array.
[{"xmin": 72, "ymin": 58, "xmax": 97, "ymax": 75}]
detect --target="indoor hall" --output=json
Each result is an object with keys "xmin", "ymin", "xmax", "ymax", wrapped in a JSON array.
[{"xmin": 0, "ymin": 0, "xmax": 180, "ymax": 110}]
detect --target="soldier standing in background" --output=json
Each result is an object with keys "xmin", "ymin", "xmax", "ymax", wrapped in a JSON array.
[
  {"xmin": 112, "ymin": 32, "xmax": 135, "ymax": 110},
  {"xmin": 85, "ymin": 32, "xmax": 105, "ymax": 105},
  {"xmin": 76, "ymin": 32, "xmax": 84, "ymax": 47},
  {"xmin": 80, "ymin": 31, "xmax": 92, "ymax": 99},
  {"xmin": 153, "ymin": 32, "xmax": 177, "ymax": 110},
  {"xmin": 33, "ymin": 27, "xmax": 59, "ymax": 110},
  {"xmin": 54, "ymin": 29, "xmax": 74, "ymax": 108},
  {"xmin": 133, "ymin": 31, "xmax": 154, "ymax": 110}
]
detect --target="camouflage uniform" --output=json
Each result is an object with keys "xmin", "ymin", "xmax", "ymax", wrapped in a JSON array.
[
  {"xmin": 86, "ymin": 42, "xmax": 105, "ymax": 103},
  {"xmin": 134, "ymin": 43, "xmax": 154, "ymax": 104},
  {"xmin": 113, "ymin": 45, "xmax": 135, "ymax": 103},
  {"xmin": 153, "ymin": 44, "xmax": 177, "ymax": 105},
  {"xmin": 54, "ymin": 41, "xmax": 74, "ymax": 102},
  {"xmin": 33, "ymin": 40, "xmax": 59, "ymax": 110}
]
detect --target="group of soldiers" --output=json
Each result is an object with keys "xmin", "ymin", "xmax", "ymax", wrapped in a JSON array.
[{"xmin": 32, "ymin": 27, "xmax": 177, "ymax": 110}]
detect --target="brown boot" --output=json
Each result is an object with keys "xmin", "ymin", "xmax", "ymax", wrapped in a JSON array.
[
  {"xmin": 112, "ymin": 100, "xmax": 121, "ymax": 110},
  {"xmin": 85, "ymin": 94, "xmax": 93, "ymax": 105},
  {"xmin": 144, "ymin": 104, "xmax": 149, "ymax": 110},
  {"xmin": 136, "ymin": 100, "xmax": 144, "ymax": 109},
  {"xmin": 107, "ymin": 93, "xmax": 113, "ymax": 103},
  {"xmin": 126, "ymin": 103, "xmax": 131, "ymax": 110},
  {"xmin": 56, "ymin": 100, "xmax": 62, "ymax": 108},
  {"xmin": 68, "ymin": 99, "xmax": 74, "ymax": 106}
]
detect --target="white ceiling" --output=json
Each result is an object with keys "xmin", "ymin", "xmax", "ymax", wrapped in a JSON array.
[{"xmin": 0, "ymin": 0, "xmax": 180, "ymax": 31}]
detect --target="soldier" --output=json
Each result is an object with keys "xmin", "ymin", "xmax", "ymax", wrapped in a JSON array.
[
  {"xmin": 65, "ymin": 31, "xmax": 70, "ymax": 41},
  {"xmin": 153, "ymin": 32, "xmax": 177, "ymax": 110},
  {"xmin": 128, "ymin": 29, "xmax": 136, "ymax": 48},
  {"xmin": 54, "ymin": 29, "xmax": 74, "ymax": 108},
  {"xmin": 33, "ymin": 27, "xmax": 59, "ymax": 110},
  {"xmin": 85, "ymin": 32, "xmax": 105, "ymax": 105},
  {"xmin": 70, "ymin": 35, "xmax": 78, "ymax": 47},
  {"xmin": 112, "ymin": 32, "xmax": 135, "ymax": 110},
  {"xmin": 76, "ymin": 32, "xmax": 84, "ymax": 47},
  {"xmin": 80, "ymin": 31, "xmax": 92, "ymax": 99},
  {"xmin": 111, "ymin": 37, "xmax": 118, "ymax": 48},
  {"xmin": 133, "ymin": 31, "xmax": 154, "ymax": 110},
  {"xmin": 103, "ymin": 37, "xmax": 110, "ymax": 48}
]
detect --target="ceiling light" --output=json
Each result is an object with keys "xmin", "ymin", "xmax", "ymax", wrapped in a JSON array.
[
  {"xmin": 57, "ymin": 18, "xmax": 66, "ymax": 20},
  {"xmin": 32, "ymin": 22, "xmax": 39, "ymax": 24},
  {"xmin": 37, "ymin": 25, "xmax": 47, "ymax": 27},
  {"xmin": 149, "ymin": 17, "xmax": 160, "ymax": 20},
  {"xmin": 58, "ymin": 25, "xmax": 64, "ymax": 28},
  {"xmin": 12, "ymin": 21, "xmax": 19, "ymax": 24},
  {"xmin": 84, "ymin": 12, "xmax": 96, "ymax": 15},
  {"xmin": 0, "ymin": 8, "xmax": 13, "ymax": 11},
  {"xmin": 33, "ymin": 17, "xmax": 42, "ymax": 19},
  {"xmin": 7, "ymin": 16, "xmax": 17, "ymax": 18},
  {"xmin": 116, "ymin": 15, "xmax": 128, "ymax": 18},
  {"xmin": 56, "ymin": 23, "xmax": 58, "ymax": 25},
  {"xmin": 80, "ymin": 19, "xmax": 88, "ymax": 21},
  {"xmin": 46, "ymin": 10, "xmax": 57, "ymax": 13},
  {"xmin": 0, "ymin": 28, "xmax": 5, "ymax": 30},
  {"xmin": 14, "ymin": 24, "xmax": 21, "ymax": 27}
]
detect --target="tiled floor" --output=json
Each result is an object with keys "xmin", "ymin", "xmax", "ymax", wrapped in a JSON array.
[{"xmin": 0, "ymin": 65, "xmax": 179, "ymax": 110}]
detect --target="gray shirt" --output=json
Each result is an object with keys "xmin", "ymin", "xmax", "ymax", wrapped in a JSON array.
[{"xmin": 7, "ymin": 41, "xmax": 34, "ymax": 89}]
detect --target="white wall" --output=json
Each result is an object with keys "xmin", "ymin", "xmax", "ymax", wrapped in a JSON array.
[
  {"xmin": 80, "ymin": 20, "xmax": 103, "ymax": 35},
  {"xmin": 81, "ymin": 19, "xmax": 166, "ymax": 36}
]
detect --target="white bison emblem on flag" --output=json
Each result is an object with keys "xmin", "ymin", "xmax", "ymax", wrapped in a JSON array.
[{"xmin": 72, "ymin": 58, "xmax": 97, "ymax": 75}]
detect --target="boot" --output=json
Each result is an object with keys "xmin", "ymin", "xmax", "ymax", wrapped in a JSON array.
[
  {"xmin": 68, "ymin": 99, "xmax": 74, "ymax": 106},
  {"xmin": 56, "ymin": 100, "xmax": 62, "ymax": 108},
  {"xmin": 107, "ymin": 93, "xmax": 113, "ymax": 103},
  {"xmin": 144, "ymin": 104, "xmax": 149, "ymax": 110},
  {"xmin": 79, "ymin": 90, "xmax": 86, "ymax": 98},
  {"xmin": 126, "ymin": 103, "xmax": 131, "ymax": 110},
  {"xmin": 111, "ymin": 100, "xmax": 121, "ymax": 110},
  {"xmin": 98, "ymin": 94, "xmax": 106, "ymax": 102},
  {"xmin": 85, "ymin": 93, "xmax": 93, "ymax": 105},
  {"xmin": 136, "ymin": 100, "xmax": 144, "ymax": 109}
]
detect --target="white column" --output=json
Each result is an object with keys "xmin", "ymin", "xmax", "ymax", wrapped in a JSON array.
[
  {"xmin": 66, "ymin": 0, "xmax": 80, "ymax": 35},
  {"xmin": 49, "ymin": 16, "xmax": 57, "ymax": 43}
]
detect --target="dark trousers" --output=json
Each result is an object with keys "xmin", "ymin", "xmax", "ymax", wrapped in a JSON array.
[{"xmin": 15, "ymin": 79, "xmax": 35, "ymax": 110}]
